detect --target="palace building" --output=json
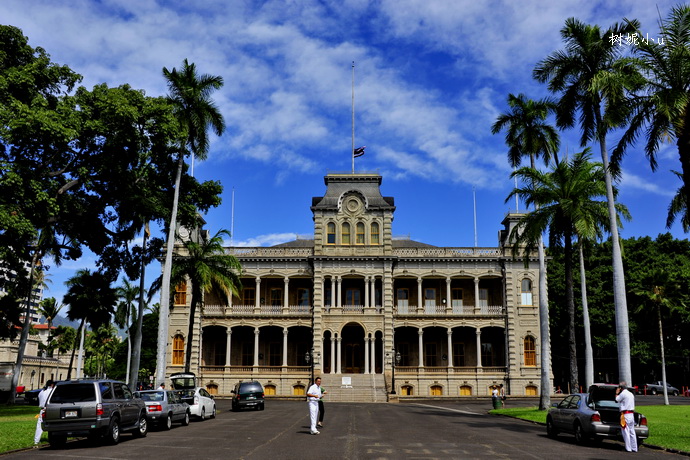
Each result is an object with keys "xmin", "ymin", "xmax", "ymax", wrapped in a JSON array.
[{"xmin": 165, "ymin": 172, "xmax": 545, "ymax": 400}]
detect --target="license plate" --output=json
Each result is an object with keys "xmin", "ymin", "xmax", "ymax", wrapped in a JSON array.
[
  {"xmin": 247, "ymin": 396, "xmax": 255, "ymax": 400},
  {"xmin": 65, "ymin": 410, "xmax": 78, "ymax": 418}
]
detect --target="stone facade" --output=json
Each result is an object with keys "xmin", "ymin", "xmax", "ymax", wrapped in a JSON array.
[{"xmin": 165, "ymin": 173, "xmax": 546, "ymax": 399}]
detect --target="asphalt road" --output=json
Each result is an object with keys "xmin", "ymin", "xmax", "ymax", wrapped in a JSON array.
[{"xmin": 5, "ymin": 398, "xmax": 687, "ymax": 460}]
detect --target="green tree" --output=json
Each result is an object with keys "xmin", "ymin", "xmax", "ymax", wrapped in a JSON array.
[
  {"xmin": 64, "ymin": 269, "xmax": 117, "ymax": 380},
  {"xmin": 157, "ymin": 59, "xmax": 226, "ymax": 385},
  {"xmin": 534, "ymin": 17, "xmax": 639, "ymax": 384},
  {"xmin": 615, "ymin": 6, "xmax": 690, "ymax": 221},
  {"xmin": 37, "ymin": 297, "xmax": 64, "ymax": 353},
  {"xmin": 492, "ymin": 93, "xmax": 559, "ymax": 410},
  {"xmin": 84, "ymin": 324, "xmax": 119, "ymax": 378},
  {"xmin": 171, "ymin": 229, "xmax": 240, "ymax": 373},
  {"xmin": 508, "ymin": 150, "xmax": 629, "ymax": 393}
]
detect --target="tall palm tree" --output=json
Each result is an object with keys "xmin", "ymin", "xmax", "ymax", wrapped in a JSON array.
[
  {"xmin": 615, "ymin": 6, "xmax": 690, "ymax": 217},
  {"xmin": 171, "ymin": 229, "xmax": 241, "ymax": 373},
  {"xmin": 534, "ymin": 17, "xmax": 639, "ymax": 385},
  {"xmin": 64, "ymin": 269, "xmax": 117, "ymax": 379},
  {"xmin": 492, "ymin": 93, "xmax": 559, "ymax": 410},
  {"xmin": 115, "ymin": 279, "xmax": 140, "ymax": 384},
  {"xmin": 156, "ymin": 60, "xmax": 225, "ymax": 386},
  {"xmin": 666, "ymin": 171, "xmax": 689, "ymax": 232},
  {"xmin": 37, "ymin": 297, "xmax": 63, "ymax": 348},
  {"xmin": 507, "ymin": 150, "xmax": 630, "ymax": 393}
]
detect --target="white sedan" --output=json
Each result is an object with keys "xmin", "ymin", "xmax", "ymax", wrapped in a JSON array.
[{"xmin": 177, "ymin": 387, "xmax": 216, "ymax": 420}]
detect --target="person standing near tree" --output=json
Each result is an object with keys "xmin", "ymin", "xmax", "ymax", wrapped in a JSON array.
[
  {"xmin": 318, "ymin": 380, "xmax": 327, "ymax": 428},
  {"xmin": 306, "ymin": 377, "xmax": 322, "ymax": 435},
  {"xmin": 33, "ymin": 380, "xmax": 55, "ymax": 448},
  {"xmin": 616, "ymin": 381, "xmax": 638, "ymax": 453}
]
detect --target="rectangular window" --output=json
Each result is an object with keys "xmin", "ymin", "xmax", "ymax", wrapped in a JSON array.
[
  {"xmin": 172, "ymin": 335, "xmax": 184, "ymax": 366},
  {"xmin": 425, "ymin": 343, "xmax": 437, "ymax": 367},
  {"xmin": 325, "ymin": 286, "xmax": 332, "ymax": 307},
  {"xmin": 174, "ymin": 282, "xmax": 187, "ymax": 305},
  {"xmin": 479, "ymin": 288, "xmax": 488, "ymax": 307},
  {"xmin": 481, "ymin": 342, "xmax": 494, "ymax": 367},
  {"xmin": 371, "ymin": 223, "xmax": 380, "ymax": 245},
  {"xmin": 345, "ymin": 289, "xmax": 360, "ymax": 305},
  {"xmin": 424, "ymin": 288, "xmax": 436, "ymax": 313},
  {"xmin": 270, "ymin": 288, "xmax": 282, "ymax": 306},
  {"xmin": 327, "ymin": 223, "xmax": 336, "ymax": 245},
  {"xmin": 269, "ymin": 343, "xmax": 281, "ymax": 366},
  {"xmin": 242, "ymin": 288, "xmax": 255, "ymax": 306},
  {"xmin": 398, "ymin": 343, "xmax": 410, "ymax": 366},
  {"xmin": 524, "ymin": 338, "xmax": 536, "ymax": 366},
  {"xmin": 297, "ymin": 288, "xmax": 310, "ymax": 306},
  {"xmin": 241, "ymin": 343, "xmax": 253, "ymax": 366},
  {"xmin": 452, "ymin": 288, "xmax": 463, "ymax": 313},
  {"xmin": 396, "ymin": 288, "xmax": 409, "ymax": 313},
  {"xmin": 356, "ymin": 224, "xmax": 365, "ymax": 244},
  {"xmin": 453, "ymin": 343, "xmax": 465, "ymax": 366}
]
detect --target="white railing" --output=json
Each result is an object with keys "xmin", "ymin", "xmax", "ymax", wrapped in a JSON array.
[
  {"xmin": 232, "ymin": 304, "xmax": 254, "ymax": 314},
  {"xmin": 260, "ymin": 305, "xmax": 282, "ymax": 315},
  {"xmin": 392, "ymin": 247, "xmax": 502, "ymax": 258},
  {"xmin": 228, "ymin": 247, "xmax": 313, "ymax": 257},
  {"xmin": 342, "ymin": 304, "xmax": 364, "ymax": 314},
  {"xmin": 289, "ymin": 304, "xmax": 311, "ymax": 314},
  {"xmin": 205, "ymin": 304, "xmax": 224, "ymax": 316},
  {"xmin": 394, "ymin": 305, "xmax": 504, "ymax": 316}
]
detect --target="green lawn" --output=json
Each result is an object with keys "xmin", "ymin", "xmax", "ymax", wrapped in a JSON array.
[
  {"xmin": 491, "ymin": 405, "xmax": 690, "ymax": 453},
  {"xmin": 0, "ymin": 405, "xmax": 45, "ymax": 452}
]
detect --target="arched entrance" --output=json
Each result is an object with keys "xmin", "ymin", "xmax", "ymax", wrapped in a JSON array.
[{"xmin": 341, "ymin": 323, "xmax": 365, "ymax": 373}]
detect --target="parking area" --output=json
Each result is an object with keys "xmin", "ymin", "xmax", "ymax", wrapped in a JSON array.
[{"xmin": 5, "ymin": 398, "xmax": 687, "ymax": 459}]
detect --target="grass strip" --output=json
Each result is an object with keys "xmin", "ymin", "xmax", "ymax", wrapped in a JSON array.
[{"xmin": 0, "ymin": 405, "xmax": 45, "ymax": 452}]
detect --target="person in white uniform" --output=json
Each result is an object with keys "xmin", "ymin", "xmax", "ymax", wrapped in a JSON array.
[
  {"xmin": 306, "ymin": 377, "xmax": 322, "ymax": 435},
  {"xmin": 615, "ymin": 381, "xmax": 638, "ymax": 452},
  {"xmin": 33, "ymin": 380, "xmax": 55, "ymax": 447}
]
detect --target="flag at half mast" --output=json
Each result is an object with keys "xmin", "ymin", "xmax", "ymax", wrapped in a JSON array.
[{"xmin": 353, "ymin": 146, "xmax": 366, "ymax": 158}]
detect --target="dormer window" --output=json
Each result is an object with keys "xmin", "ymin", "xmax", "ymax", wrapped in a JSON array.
[
  {"xmin": 342, "ymin": 222, "xmax": 351, "ymax": 245},
  {"xmin": 327, "ymin": 222, "xmax": 336, "ymax": 244},
  {"xmin": 356, "ymin": 222, "xmax": 365, "ymax": 244},
  {"xmin": 371, "ymin": 222, "xmax": 380, "ymax": 245}
]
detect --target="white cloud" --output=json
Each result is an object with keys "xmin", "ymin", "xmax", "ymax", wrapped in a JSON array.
[
  {"xmin": 620, "ymin": 170, "xmax": 676, "ymax": 197},
  {"xmin": 233, "ymin": 233, "xmax": 301, "ymax": 247}
]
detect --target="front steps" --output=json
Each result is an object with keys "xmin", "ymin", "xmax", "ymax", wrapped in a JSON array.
[{"xmin": 318, "ymin": 374, "xmax": 387, "ymax": 403}]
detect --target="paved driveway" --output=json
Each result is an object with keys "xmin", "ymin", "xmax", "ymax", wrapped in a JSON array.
[{"xmin": 6, "ymin": 399, "xmax": 684, "ymax": 460}]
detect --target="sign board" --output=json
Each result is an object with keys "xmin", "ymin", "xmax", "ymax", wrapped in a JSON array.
[{"xmin": 341, "ymin": 377, "xmax": 352, "ymax": 388}]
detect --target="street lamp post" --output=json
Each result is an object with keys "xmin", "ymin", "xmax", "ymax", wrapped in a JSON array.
[{"xmin": 305, "ymin": 349, "xmax": 314, "ymax": 384}]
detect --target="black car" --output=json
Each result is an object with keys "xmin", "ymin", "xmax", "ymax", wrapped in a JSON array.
[
  {"xmin": 231, "ymin": 381, "xmax": 264, "ymax": 411},
  {"xmin": 23, "ymin": 388, "xmax": 42, "ymax": 405}
]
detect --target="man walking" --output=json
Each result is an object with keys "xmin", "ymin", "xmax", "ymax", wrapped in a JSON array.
[
  {"xmin": 33, "ymin": 380, "xmax": 55, "ymax": 448},
  {"xmin": 306, "ymin": 377, "xmax": 322, "ymax": 435},
  {"xmin": 616, "ymin": 381, "xmax": 638, "ymax": 452}
]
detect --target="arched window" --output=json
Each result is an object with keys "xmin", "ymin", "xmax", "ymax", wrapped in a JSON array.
[
  {"xmin": 174, "ymin": 282, "xmax": 187, "ymax": 305},
  {"xmin": 356, "ymin": 222, "xmax": 365, "ymax": 244},
  {"xmin": 460, "ymin": 385, "xmax": 472, "ymax": 396},
  {"xmin": 524, "ymin": 336, "xmax": 536, "ymax": 366},
  {"xmin": 525, "ymin": 385, "xmax": 538, "ymax": 396},
  {"xmin": 172, "ymin": 334, "xmax": 185, "ymax": 366},
  {"xmin": 342, "ymin": 222, "xmax": 351, "ymax": 245},
  {"xmin": 371, "ymin": 222, "xmax": 380, "ymax": 245},
  {"xmin": 326, "ymin": 222, "xmax": 336, "ymax": 244},
  {"xmin": 521, "ymin": 278, "xmax": 533, "ymax": 306}
]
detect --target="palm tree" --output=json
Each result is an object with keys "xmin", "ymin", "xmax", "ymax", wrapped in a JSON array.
[
  {"xmin": 64, "ymin": 269, "xmax": 118, "ymax": 379},
  {"xmin": 37, "ymin": 297, "xmax": 63, "ymax": 350},
  {"xmin": 171, "ymin": 229, "xmax": 241, "ymax": 373},
  {"xmin": 507, "ymin": 150, "xmax": 630, "ymax": 393},
  {"xmin": 634, "ymin": 268, "xmax": 680, "ymax": 405},
  {"xmin": 156, "ymin": 60, "xmax": 225, "ymax": 386},
  {"xmin": 615, "ymin": 6, "xmax": 690, "ymax": 217},
  {"xmin": 534, "ymin": 17, "xmax": 639, "ymax": 385},
  {"xmin": 492, "ymin": 93, "xmax": 559, "ymax": 410},
  {"xmin": 50, "ymin": 326, "xmax": 76, "ymax": 379},
  {"xmin": 666, "ymin": 171, "xmax": 689, "ymax": 232},
  {"xmin": 115, "ymin": 279, "xmax": 141, "ymax": 384}
]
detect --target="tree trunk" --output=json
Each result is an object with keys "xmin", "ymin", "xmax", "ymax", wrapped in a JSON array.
[
  {"xmin": 658, "ymin": 303, "xmax": 669, "ymax": 405},
  {"xmin": 564, "ymin": 230, "xmax": 579, "ymax": 393},
  {"xmin": 676, "ymin": 108, "xmax": 690, "ymax": 211},
  {"xmin": 184, "ymin": 291, "xmax": 199, "ymax": 374},
  {"xmin": 156, "ymin": 153, "xmax": 184, "ymax": 387},
  {"xmin": 67, "ymin": 319, "xmax": 85, "ymax": 380},
  {"xmin": 76, "ymin": 319, "xmax": 86, "ymax": 379},
  {"xmin": 596, "ymin": 109, "xmax": 631, "ymax": 385},
  {"xmin": 579, "ymin": 241, "xmax": 594, "ymax": 390},
  {"xmin": 9, "ymin": 250, "xmax": 40, "ymax": 404},
  {"xmin": 129, "ymin": 222, "xmax": 149, "ymax": 389}
]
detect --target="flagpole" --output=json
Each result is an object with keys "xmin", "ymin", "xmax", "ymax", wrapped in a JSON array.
[
  {"xmin": 473, "ymin": 186, "xmax": 478, "ymax": 247},
  {"xmin": 231, "ymin": 187, "xmax": 235, "ymax": 247},
  {"xmin": 352, "ymin": 62, "xmax": 355, "ymax": 174}
]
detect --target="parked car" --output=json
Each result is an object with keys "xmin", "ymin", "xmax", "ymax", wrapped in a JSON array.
[
  {"xmin": 170, "ymin": 372, "xmax": 216, "ymax": 420},
  {"xmin": 42, "ymin": 379, "xmax": 148, "ymax": 447},
  {"xmin": 546, "ymin": 384, "xmax": 649, "ymax": 445},
  {"xmin": 23, "ymin": 388, "xmax": 42, "ymax": 405},
  {"xmin": 231, "ymin": 381, "xmax": 265, "ymax": 411},
  {"xmin": 136, "ymin": 389, "xmax": 190, "ymax": 429},
  {"xmin": 645, "ymin": 381, "xmax": 679, "ymax": 396}
]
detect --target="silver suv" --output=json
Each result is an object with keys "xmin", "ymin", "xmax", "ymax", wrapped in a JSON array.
[{"xmin": 43, "ymin": 380, "xmax": 148, "ymax": 447}]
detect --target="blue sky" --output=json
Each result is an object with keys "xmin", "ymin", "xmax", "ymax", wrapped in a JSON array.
[{"xmin": 1, "ymin": 0, "xmax": 685, "ymax": 311}]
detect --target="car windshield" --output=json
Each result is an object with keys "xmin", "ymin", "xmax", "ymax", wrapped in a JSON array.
[
  {"xmin": 240, "ymin": 384, "xmax": 262, "ymax": 393},
  {"xmin": 139, "ymin": 391, "xmax": 165, "ymax": 401},
  {"xmin": 50, "ymin": 383, "xmax": 96, "ymax": 403}
]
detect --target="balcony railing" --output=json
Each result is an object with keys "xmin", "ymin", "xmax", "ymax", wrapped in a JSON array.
[
  {"xmin": 199, "ymin": 365, "xmax": 311, "ymax": 373},
  {"xmin": 393, "ymin": 247, "xmax": 502, "ymax": 258},
  {"xmin": 323, "ymin": 305, "xmax": 383, "ymax": 314},
  {"xmin": 395, "ymin": 305, "xmax": 504, "ymax": 316},
  {"xmin": 396, "ymin": 366, "xmax": 507, "ymax": 374},
  {"xmin": 203, "ymin": 304, "xmax": 312, "ymax": 316}
]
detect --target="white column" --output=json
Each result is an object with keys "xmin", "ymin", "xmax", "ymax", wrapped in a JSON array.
[
  {"xmin": 364, "ymin": 336, "xmax": 370, "ymax": 374},
  {"xmin": 337, "ymin": 337, "xmax": 342, "ymax": 374},
  {"xmin": 284, "ymin": 277, "xmax": 289, "ymax": 311},
  {"xmin": 418, "ymin": 329, "xmax": 424, "ymax": 368},
  {"xmin": 370, "ymin": 277, "xmax": 376, "ymax": 309},
  {"xmin": 282, "ymin": 328, "xmax": 288, "ymax": 367},
  {"xmin": 447, "ymin": 329, "xmax": 453, "ymax": 368},
  {"xmin": 476, "ymin": 329, "xmax": 482, "ymax": 368},
  {"xmin": 253, "ymin": 327, "xmax": 260, "ymax": 367},
  {"xmin": 417, "ymin": 277, "xmax": 423, "ymax": 312},
  {"xmin": 225, "ymin": 328, "xmax": 232, "ymax": 367},
  {"xmin": 474, "ymin": 277, "xmax": 480, "ymax": 314},
  {"xmin": 446, "ymin": 278, "xmax": 452, "ymax": 313},
  {"xmin": 364, "ymin": 276, "xmax": 370, "ymax": 308},
  {"xmin": 337, "ymin": 276, "xmax": 342, "ymax": 308},
  {"xmin": 372, "ymin": 337, "xmax": 378, "ymax": 374},
  {"xmin": 330, "ymin": 337, "xmax": 336, "ymax": 374},
  {"xmin": 255, "ymin": 277, "xmax": 262, "ymax": 312},
  {"xmin": 319, "ymin": 336, "xmax": 325, "ymax": 373},
  {"xmin": 330, "ymin": 277, "xmax": 335, "ymax": 307},
  {"xmin": 228, "ymin": 284, "xmax": 233, "ymax": 312}
]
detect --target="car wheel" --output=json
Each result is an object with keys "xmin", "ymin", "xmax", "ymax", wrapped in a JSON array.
[
  {"xmin": 637, "ymin": 437, "xmax": 644, "ymax": 446},
  {"xmin": 182, "ymin": 411, "xmax": 190, "ymax": 426},
  {"xmin": 133, "ymin": 413, "xmax": 148, "ymax": 438},
  {"xmin": 211, "ymin": 405, "xmax": 216, "ymax": 419},
  {"xmin": 546, "ymin": 417, "xmax": 558, "ymax": 438},
  {"xmin": 259, "ymin": 403, "xmax": 264, "ymax": 411},
  {"xmin": 200, "ymin": 407, "xmax": 206, "ymax": 421},
  {"xmin": 573, "ymin": 422, "xmax": 587, "ymax": 445},
  {"xmin": 48, "ymin": 432, "xmax": 67, "ymax": 448},
  {"xmin": 106, "ymin": 417, "xmax": 120, "ymax": 445},
  {"xmin": 164, "ymin": 413, "xmax": 173, "ymax": 430}
]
